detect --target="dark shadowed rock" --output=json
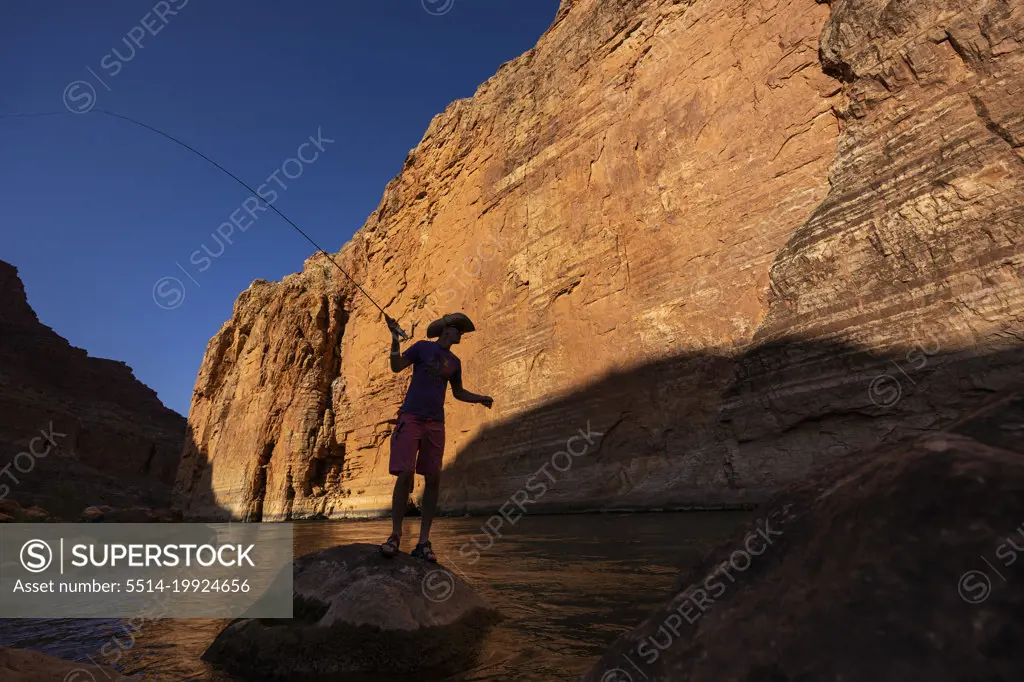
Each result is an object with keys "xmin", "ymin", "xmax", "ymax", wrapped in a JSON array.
[
  {"xmin": 0, "ymin": 259, "xmax": 186, "ymax": 517},
  {"xmin": 203, "ymin": 543, "xmax": 500, "ymax": 679},
  {"xmin": 78, "ymin": 505, "xmax": 181, "ymax": 523},
  {"xmin": 585, "ymin": 381, "xmax": 1024, "ymax": 682}
]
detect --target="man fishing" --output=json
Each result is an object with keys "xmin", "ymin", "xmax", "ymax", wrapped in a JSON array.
[{"xmin": 379, "ymin": 312, "xmax": 493, "ymax": 562}]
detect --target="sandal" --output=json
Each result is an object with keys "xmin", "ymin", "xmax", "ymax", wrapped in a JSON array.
[
  {"xmin": 411, "ymin": 541, "xmax": 437, "ymax": 563},
  {"xmin": 380, "ymin": 533, "xmax": 400, "ymax": 558}
]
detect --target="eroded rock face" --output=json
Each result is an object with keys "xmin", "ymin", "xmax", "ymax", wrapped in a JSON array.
[
  {"xmin": 0, "ymin": 260, "xmax": 185, "ymax": 511},
  {"xmin": 202, "ymin": 544, "xmax": 499, "ymax": 679},
  {"xmin": 174, "ymin": 0, "xmax": 1024, "ymax": 520},
  {"xmin": 0, "ymin": 646, "xmax": 131, "ymax": 682},
  {"xmin": 584, "ymin": 380, "xmax": 1024, "ymax": 682}
]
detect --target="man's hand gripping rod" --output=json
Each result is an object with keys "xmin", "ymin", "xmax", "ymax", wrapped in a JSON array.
[{"xmin": 384, "ymin": 315, "xmax": 411, "ymax": 342}]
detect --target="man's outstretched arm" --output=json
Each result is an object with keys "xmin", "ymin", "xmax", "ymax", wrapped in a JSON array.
[{"xmin": 450, "ymin": 373, "xmax": 493, "ymax": 408}]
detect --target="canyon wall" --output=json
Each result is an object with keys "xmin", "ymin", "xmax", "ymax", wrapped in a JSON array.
[
  {"xmin": 0, "ymin": 260, "xmax": 185, "ymax": 509},
  {"xmin": 585, "ymin": 378, "xmax": 1024, "ymax": 682},
  {"xmin": 174, "ymin": 0, "xmax": 1024, "ymax": 520}
]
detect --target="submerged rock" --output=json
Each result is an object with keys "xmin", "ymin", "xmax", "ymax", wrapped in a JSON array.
[
  {"xmin": 585, "ymin": 381, "xmax": 1024, "ymax": 681},
  {"xmin": 203, "ymin": 543, "xmax": 499, "ymax": 679},
  {"xmin": 0, "ymin": 646, "xmax": 130, "ymax": 681}
]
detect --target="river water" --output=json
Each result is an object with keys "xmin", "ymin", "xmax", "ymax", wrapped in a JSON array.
[{"xmin": 0, "ymin": 512, "xmax": 750, "ymax": 681}]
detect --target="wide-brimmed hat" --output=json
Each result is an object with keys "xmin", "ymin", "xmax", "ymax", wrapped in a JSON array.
[{"xmin": 426, "ymin": 312, "xmax": 476, "ymax": 338}]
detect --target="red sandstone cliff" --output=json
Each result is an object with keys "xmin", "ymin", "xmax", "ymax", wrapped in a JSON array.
[
  {"xmin": 174, "ymin": 0, "xmax": 1024, "ymax": 520},
  {"xmin": 0, "ymin": 260, "xmax": 185, "ymax": 514}
]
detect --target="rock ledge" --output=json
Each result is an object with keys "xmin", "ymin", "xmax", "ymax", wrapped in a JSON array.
[{"xmin": 203, "ymin": 543, "xmax": 500, "ymax": 679}]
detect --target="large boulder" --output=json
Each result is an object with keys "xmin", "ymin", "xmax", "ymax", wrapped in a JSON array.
[
  {"xmin": 203, "ymin": 543, "xmax": 500, "ymax": 679},
  {"xmin": 585, "ymin": 381, "xmax": 1024, "ymax": 682},
  {"xmin": 0, "ymin": 646, "xmax": 130, "ymax": 681}
]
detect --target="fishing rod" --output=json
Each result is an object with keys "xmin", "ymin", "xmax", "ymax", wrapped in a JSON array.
[{"xmin": 0, "ymin": 108, "xmax": 411, "ymax": 340}]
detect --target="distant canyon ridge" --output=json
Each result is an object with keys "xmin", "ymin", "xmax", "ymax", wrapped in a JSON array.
[
  {"xmin": 173, "ymin": 0, "xmax": 1024, "ymax": 521},
  {"xmin": 0, "ymin": 261, "xmax": 185, "ymax": 516}
]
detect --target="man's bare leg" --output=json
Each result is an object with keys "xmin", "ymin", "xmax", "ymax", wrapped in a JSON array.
[
  {"xmin": 418, "ymin": 472, "xmax": 441, "ymax": 544},
  {"xmin": 391, "ymin": 471, "xmax": 414, "ymax": 540}
]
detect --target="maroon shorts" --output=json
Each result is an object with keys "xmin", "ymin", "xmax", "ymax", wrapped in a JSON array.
[{"xmin": 389, "ymin": 412, "xmax": 445, "ymax": 475}]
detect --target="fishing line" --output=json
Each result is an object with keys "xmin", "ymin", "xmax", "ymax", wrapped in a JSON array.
[{"xmin": 0, "ymin": 108, "xmax": 410, "ymax": 339}]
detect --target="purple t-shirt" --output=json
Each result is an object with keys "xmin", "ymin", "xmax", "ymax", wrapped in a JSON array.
[{"xmin": 399, "ymin": 340, "xmax": 461, "ymax": 422}]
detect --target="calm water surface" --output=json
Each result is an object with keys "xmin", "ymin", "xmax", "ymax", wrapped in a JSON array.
[{"xmin": 0, "ymin": 512, "xmax": 749, "ymax": 681}]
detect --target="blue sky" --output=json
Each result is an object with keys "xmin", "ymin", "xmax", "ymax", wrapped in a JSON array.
[{"xmin": 1, "ymin": 0, "xmax": 559, "ymax": 417}]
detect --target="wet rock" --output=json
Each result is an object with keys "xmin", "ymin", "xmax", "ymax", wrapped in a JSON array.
[
  {"xmin": 80, "ymin": 506, "xmax": 105, "ymax": 522},
  {"xmin": 585, "ymin": 381, "xmax": 1024, "ymax": 682},
  {"xmin": 21, "ymin": 507, "xmax": 50, "ymax": 521},
  {"xmin": 203, "ymin": 543, "xmax": 499, "ymax": 679},
  {"xmin": 0, "ymin": 646, "xmax": 130, "ymax": 681},
  {"xmin": 80, "ymin": 505, "xmax": 168, "ymax": 522},
  {"xmin": 149, "ymin": 507, "xmax": 181, "ymax": 522}
]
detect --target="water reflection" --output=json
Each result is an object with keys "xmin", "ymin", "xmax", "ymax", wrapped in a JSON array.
[{"xmin": 0, "ymin": 512, "xmax": 749, "ymax": 681}]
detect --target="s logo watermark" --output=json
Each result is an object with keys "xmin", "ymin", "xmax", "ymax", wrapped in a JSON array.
[
  {"xmin": 20, "ymin": 539, "xmax": 53, "ymax": 573},
  {"xmin": 421, "ymin": 569, "xmax": 455, "ymax": 603}
]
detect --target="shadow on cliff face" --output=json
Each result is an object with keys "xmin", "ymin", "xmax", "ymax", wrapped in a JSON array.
[
  {"xmin": 581, "ymin": 378, "xmax": 1024, "ymax": 682},
  {"xmin": 437, "ymin": 332, "xmax": 1024, "ymax": 515},
  {"xmin": 173, "ymin": 424, "xmax": 233, "ymax": 521},
  {"xmin": 174, "ymin": 424, "xmax": 316, "ymax": 522},
  {"xmin": 172, "ymin": 331, "xmax": 1024, "ymax": 521}
]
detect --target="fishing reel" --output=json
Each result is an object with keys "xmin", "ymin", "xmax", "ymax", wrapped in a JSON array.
[{"xmin": 383, "ymin": 315, "xmax": 411, "ymax": 342}]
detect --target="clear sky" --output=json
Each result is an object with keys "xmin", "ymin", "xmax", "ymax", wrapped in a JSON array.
[{"xmin": 1, "ymin": 0, "xmax": 559, "ymax": 417}]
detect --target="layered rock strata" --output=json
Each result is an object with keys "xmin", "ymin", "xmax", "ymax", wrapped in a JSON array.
[{"xmin": 175, "ymin": 0, "xmax": 1024, "ymax": 520}]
